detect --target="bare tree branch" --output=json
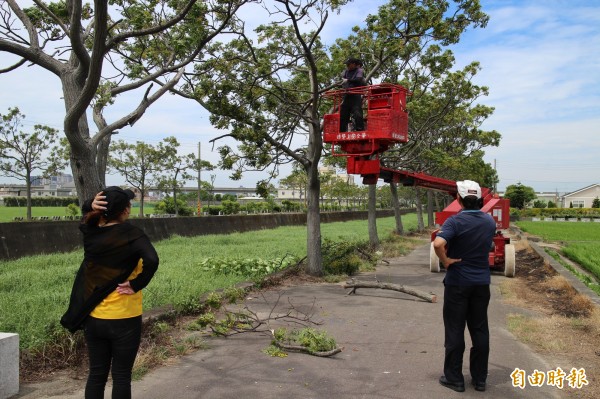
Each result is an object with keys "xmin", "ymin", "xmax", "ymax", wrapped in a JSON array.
[
  {"xmin": 93, "ymin": 68, "xmax": 185, "ymax": 145},
  {"xmin": 0, "ymin": 56, "xmax": 25, "ymax": 73}
]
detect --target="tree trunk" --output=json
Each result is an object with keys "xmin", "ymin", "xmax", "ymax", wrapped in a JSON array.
[
  {"xmin": 69, "ymin": 150, "xmax": 103, "ymax": 204},
  {"xmin": 427, "ymin": 189, "xmax": 434, "ymax": 227},
  {"xmin": 415, "ymin": 187, "xmax": 425, "ymax": 232},
  {"xmin": 173, "ymin": 187, "xmax": 179, "ymax": 216},
  {"xmin": 139, "ymin": 188, "xmax": 146, "ymax": 218},
  {"xmin": 92, "ymin": 108, "xmax": 111, "ymax": 188},
  {"xmin": 63, "ymin": 76, "xmax": 103, "ymax": 204},
  {"xmin": 389, "ymin": 182, "xmax": 404, "ymax": 235},
  {"xmin": 26, "ymin": 170, "xmax": 32, "ymax": 221},
  {"xmin": 305, "ymin": 163, "xmax": 323, "ymax": 276},
  {"xmin": 96, "ymin": 134, "xmax": 111, "ymax": 187},
  {"xmin": 368, "ymin": 184, "xmax": 379, "ymax": 247}
]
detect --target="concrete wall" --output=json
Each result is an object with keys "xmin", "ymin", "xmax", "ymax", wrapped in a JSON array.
[
  {"xmin": 0, "ymin": 333, "xmax": 19, "ymax": 399},
  {"xmin": 0, "ymin": 210, "xmax": 403, "ymax": 261}
]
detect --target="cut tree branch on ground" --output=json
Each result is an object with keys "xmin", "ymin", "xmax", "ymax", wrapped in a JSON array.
[
  {"xmin": 207, "ymin": 292, "xmax": 343, "ymax": 357},
  {"xmin": 356, "ymin": 247, "xmax": 390, "ymax": 264},
  {"xmin": 209, "ymin": 292, "xmax": 320, "ymax": 336},
  {"xmin": 342, "ymin": 279, "xmax": 437, "ymax": 303},
  {"xmin": 271, "ymin": 333, "xmax": 343, "ymax": 357}
]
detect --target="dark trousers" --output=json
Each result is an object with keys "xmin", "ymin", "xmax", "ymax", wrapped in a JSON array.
[
  {"xmin": 339, "ymin": 94, "xmax": 364, "ymax": 132},
  {"xmin": 443, "ymin": 284, "xmax": 490, "ymax": 384},
  {"xmin": 84, "ymin": 316, "xmax": 142, "ymax": 399}
]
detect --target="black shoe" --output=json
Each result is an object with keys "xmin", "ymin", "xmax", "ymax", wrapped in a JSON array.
[
  {"xmin": 471, "ymin": 380, "xmax": 486, "ymax": 392},
  {"xmin": 439, "ymin": 376, "xmax": 465, "ymax": 392}
]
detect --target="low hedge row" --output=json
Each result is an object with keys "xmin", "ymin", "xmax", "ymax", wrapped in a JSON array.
[
  {"xmin": 2, "ymin": 196, "xmax": 79, "ymax": 207},
  {"xmin": 512, "ymin": 207, "xmax": 600, "ymax": 218}
]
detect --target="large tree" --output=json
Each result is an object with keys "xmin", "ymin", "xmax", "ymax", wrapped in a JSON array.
[
  {"xmin": 330, "ymin": 1, "xmax": 492, "ymax": 240},
  {"xmin": 378, "ymin": 57, "xmax": 500, "ymax": 234},
  {"xmin": 0, "ymin": 0, "xmax": 248, "ymax": 202},
  {"xmin": 183, "ymin": 0, "xmax": 343, "ymax": 275},
  {"xmin": 181, "ymin": 0, "xmax": 489, "ymax": 274},
  {"xmin": 108, "ymin": 139, "xmax": 164, "ymax": 217},
  {"xmin": 504, "ymin": 182, "xmax": 535, "ymax": 210},
  {"xmin": 0, "ymin": 107, "xmax": 61, "ymax": 220},
  {"xmin": 154, "ymin": 137, "xmax": 213, "ymax": 216},
  {"xmin": 279, "ymin": 164, "xmax": 308, "ymax": 205}
]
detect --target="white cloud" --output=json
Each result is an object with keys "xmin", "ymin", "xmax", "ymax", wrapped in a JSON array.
[
  {"xmin": 2, "ymin": 0, "xmax": 598, "ymax": 193},
  {"xmin": 450, "ymin": 1, "xmax": 600, "ymax": 192},
  {"xmin": 483, "ymin": 116, "xmax": 600, "ymax": 192}
]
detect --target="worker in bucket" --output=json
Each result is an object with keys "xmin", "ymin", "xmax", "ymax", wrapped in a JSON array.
[{"xmin": 339, "ymin": 57, "xmax": 366, "ymax": 132}]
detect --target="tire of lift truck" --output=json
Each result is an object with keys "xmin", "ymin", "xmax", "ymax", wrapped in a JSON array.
[
  {"xmin": 504, "ymin": 244, "xmax": 516, "ymax": 277},
  {"xmin": 430, "ymin": 242, "xmax": 441, "ymax": 273}
]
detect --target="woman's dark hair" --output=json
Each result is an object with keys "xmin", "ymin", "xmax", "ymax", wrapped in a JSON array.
[
  {"xmin": 83, "ymin": 202, "xmax": 131, "ymax": 226},
  {"xmin": 84, "ymin": 187, "xmax": 134, "ymax": 226},
  {"xmin": 460, "ymin": 196, "xmax": 481, "ymax": 210},
  {"xmin": 84, "ymin": 209, "xmax": 105, "ymax": 226}
]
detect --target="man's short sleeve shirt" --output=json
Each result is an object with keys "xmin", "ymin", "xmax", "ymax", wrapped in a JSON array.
[{"xmin": 436, "ymin": 210, "xmax": 497, "ymax": 286}]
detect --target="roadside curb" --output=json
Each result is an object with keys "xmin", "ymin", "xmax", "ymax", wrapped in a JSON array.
[{"xmin": 517, "ymin": 230, "xmax": 600, "ymax": 307}]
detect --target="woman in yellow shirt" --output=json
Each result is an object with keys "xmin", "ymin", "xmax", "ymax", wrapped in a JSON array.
[{"xmin": 62, "ymin": 187, "xmax": 159, "ymax": 399}]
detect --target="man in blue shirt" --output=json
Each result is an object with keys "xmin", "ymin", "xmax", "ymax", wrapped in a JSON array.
[{"xmin": 433, "ymin": 180, "xmax": 497, "ymax": 393}]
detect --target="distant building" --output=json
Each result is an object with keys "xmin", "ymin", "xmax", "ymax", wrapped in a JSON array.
[
  {"xmin": 30, "ymin": 173, "xmax": 74, "ymax": 186},
  {"xmin": 0, "ymin": 183, "xmax": 77, "ymax": 198},
  {"xmin": 535, "ymin": 192, "xmax": 559, "ymax": 206},
  {"xmin": 497, "ymin": 184, "xmax": 600, "ymax": 208},
  {"xmin": 0, "ymin": 173, "xmax": 77, "ymax": 199},
  {"xmin": 318, "ymin": 165, "xmax": 355, "ymax": 185},
  {"xmin": 560, "ymin": 184, "xmax": 600, "ymax": 208},
  {"xmin": 276, "ymin": 166, "xmax": 356, "ymax": 203},
  {"xmin": 277, "ymin": 188, "xmax": 305, "ymax": 201}
]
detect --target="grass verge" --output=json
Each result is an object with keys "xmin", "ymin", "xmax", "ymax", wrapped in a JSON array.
[
  {"xmin": 545, "ymin": 249, "xmax": 600, "ymax": 296},
  {"xmin": 500, "ymin": 245, "xmax": 600, "ymax": 399},
  {"xmin": 515, "ymin": 221, "xmax": 600, "ymax": 283},
  {"xmin": 1, "ymin": 214, "xmax": 419, "ymax": 352},
  {"xmin": 0, "ymin": 204, "xmax": 155, "ymax": 222}
]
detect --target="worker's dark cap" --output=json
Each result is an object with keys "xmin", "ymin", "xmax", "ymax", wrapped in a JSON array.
[
  {"xmin": 102, "ymin": 186, "xmax": 135, "ymax": 219},
  {"xmin": 344, "ymin": 57, "xmax": 362, "ymax": 66}
]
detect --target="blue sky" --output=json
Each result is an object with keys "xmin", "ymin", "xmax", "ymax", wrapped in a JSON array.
[
  {"xmin": 452, "ymin": 0, "xmax": 600, "ymax": 193},
  {"xmin": 1, "ymin": 0, "xmax": 598, "ymax": 194}
]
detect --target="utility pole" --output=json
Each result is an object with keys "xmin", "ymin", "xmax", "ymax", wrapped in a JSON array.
[
  {"xmin": 493, "ymin": 159, "xmax": 497, "ymax": 192},
  {"xmin": 197, "ymin": 142, "xmax": 202, "ymax": 216}
]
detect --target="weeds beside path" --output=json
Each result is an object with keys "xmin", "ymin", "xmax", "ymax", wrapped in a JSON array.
[
  {"xmin": 500, "ymin": 236, "xmax": 600, "ymax": 399},
  {"xmin": 515, "ymin": 221, "xmax": 600, "ymax": 283},
  {"xmin": 15, "ymin": 229, "xmax": 600, "ymax": 399},
  {"xmin": 7, "ymin": 216, "xmax": 420, "ymax": 382},
  {"xmin": 15, "ymin": 229, "xmax": 427, "ymax": 398}
]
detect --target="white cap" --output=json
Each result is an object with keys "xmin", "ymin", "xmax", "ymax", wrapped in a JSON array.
[{"xmin": 456, "ymin": 180, "xmax": 481, "ymax": 199}]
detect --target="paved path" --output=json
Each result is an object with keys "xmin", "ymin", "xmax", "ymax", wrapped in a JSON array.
[{"xmin": 18, "ymin": 243, "xmax": 568, "ymax": 399}]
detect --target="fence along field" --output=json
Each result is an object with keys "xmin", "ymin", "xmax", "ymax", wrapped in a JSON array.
[{"xmin": 0, "ymin": 215, "xmax": 418, "ymax": 351}]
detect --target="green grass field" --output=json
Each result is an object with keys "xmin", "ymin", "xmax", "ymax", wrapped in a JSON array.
[
  {"xmin": 515, "ymin": 221, "xmax": 600, "ymax": 281},
  {"xmin": 0, "ymin": 214, "xmax": 418, "ymax": 350},
  {"xmin": 515, "ymin": 221, "xmax": 600, "ymax": 242},
  {"xmin": 0, "ymin": 204, "xmax": 156, "ymax": 222}
]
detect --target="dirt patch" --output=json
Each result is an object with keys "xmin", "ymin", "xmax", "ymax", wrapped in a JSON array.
[
  {"xmin": 505, "ymin": 246, "xmax": 594, "ymax": 318},
  {"xmin": 501, "ymin": 242, "xmax": 600, "ymax": 398}
]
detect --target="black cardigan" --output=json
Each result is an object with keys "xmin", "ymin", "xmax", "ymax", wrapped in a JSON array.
[{"xmin": 61, "ymin": 222, "xmax": 159, "ymax": 333}]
